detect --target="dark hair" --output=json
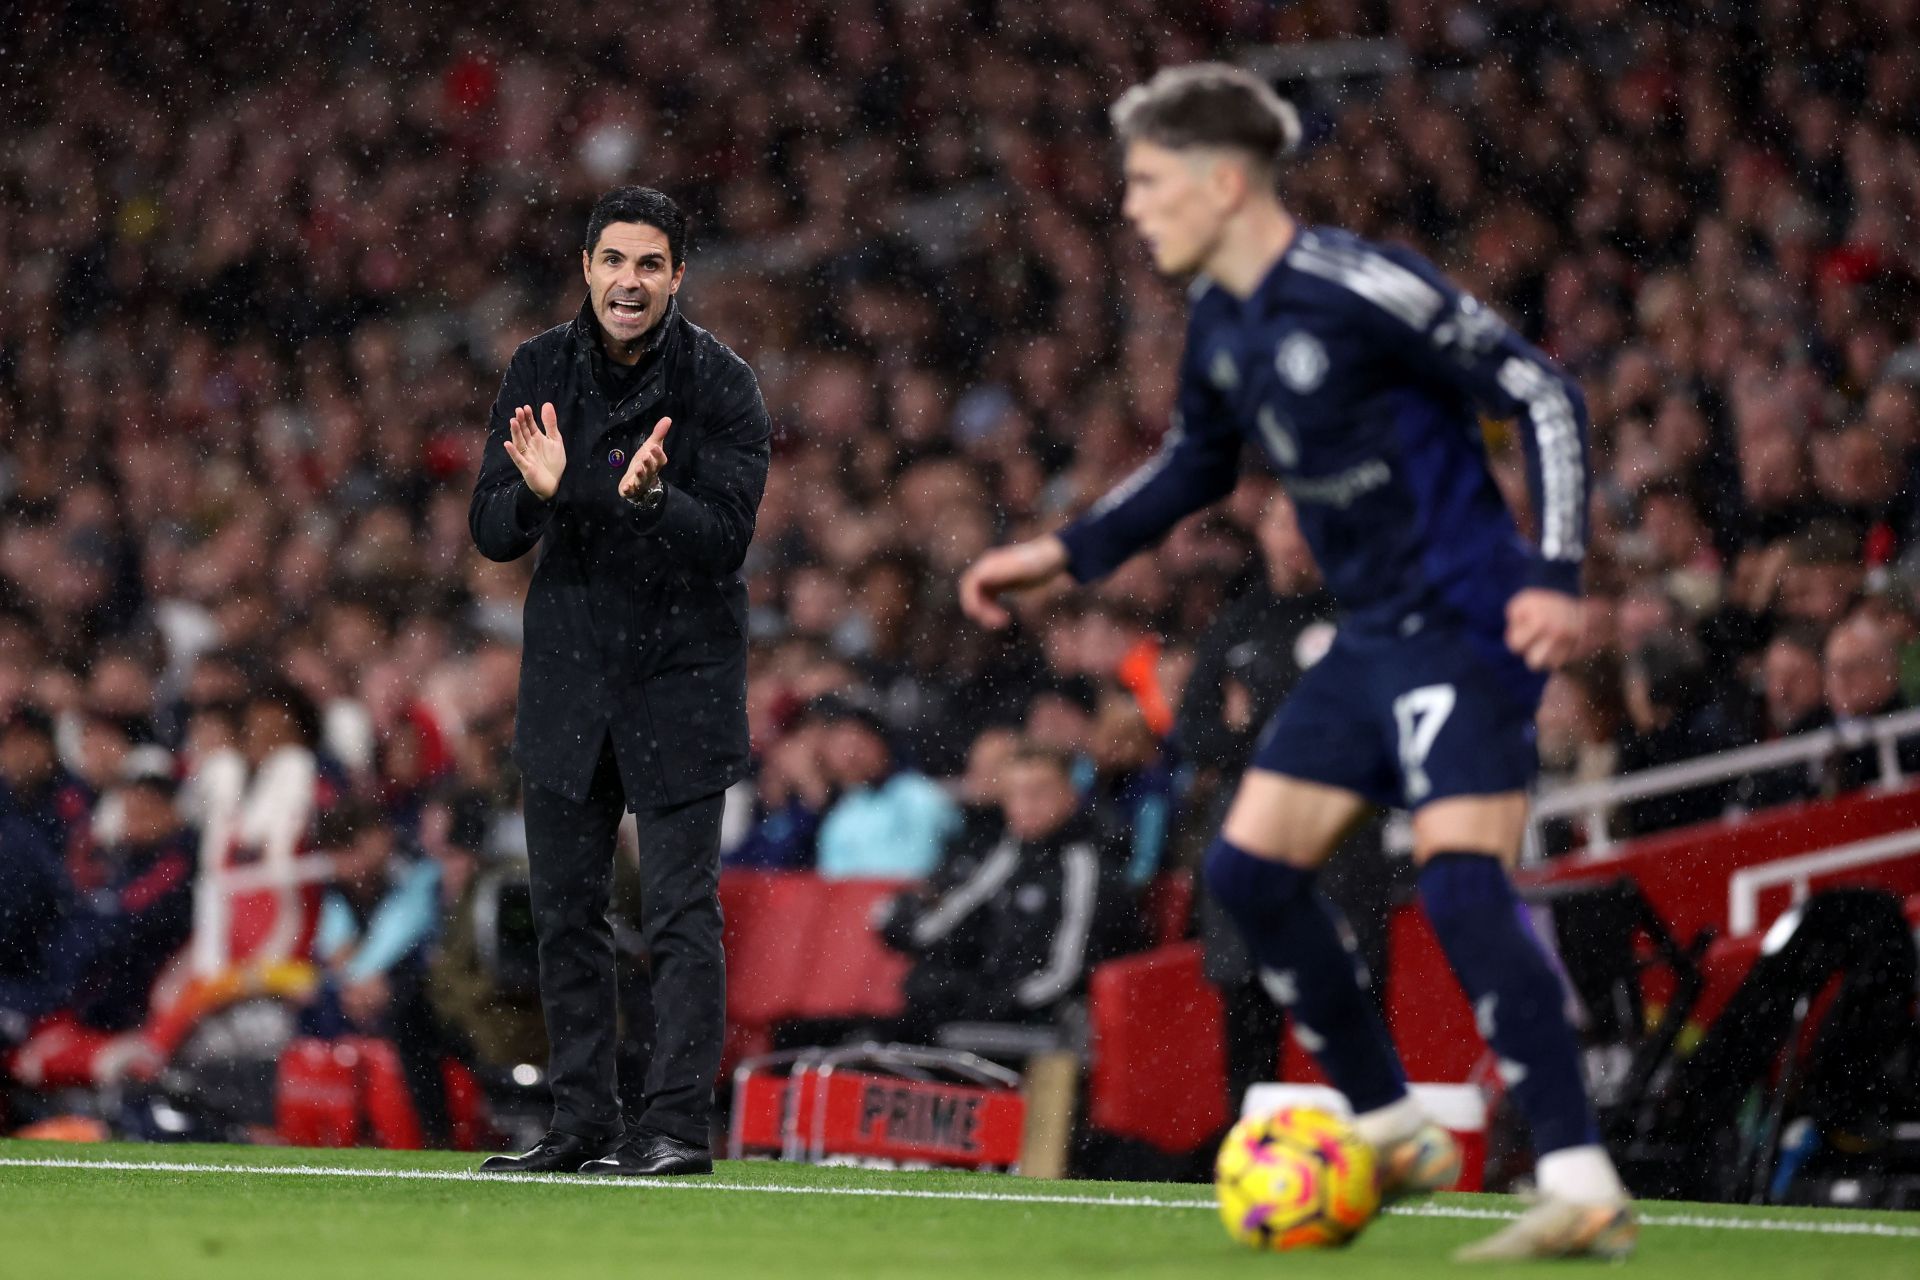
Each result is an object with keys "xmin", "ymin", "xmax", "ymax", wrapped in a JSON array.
[
  {"xmin": 1, "ymin": 703, "xmax": 55, "ymax": 743},
  {"xmin": 584, "ymin": 186, "xmax": 689, "ymax": 264},
  {"xmin": 313, "ymin": 798, "xmax": 383, "ymax": 850},
  {"xmin": 247, "ymin": 680, "xmax": 323, "ymax": 750},
  {"xmin": 1769, "ymin": 621, "xmax": 1827, "ymax": 659},
  {"xmin": 1032, "ymin": 674, "xmax": 1101, "ymax": 719},
  {"xmin": 802, "ymin": 693, "xmax": 890, "ymax": 744},
  {"xmin": 1007, "ymin": 740, "xmax": 1076, "ymax": 779},
  {"xmin": 1110, "ymin": 63, "xmax": 1302, "ymax": 170}
]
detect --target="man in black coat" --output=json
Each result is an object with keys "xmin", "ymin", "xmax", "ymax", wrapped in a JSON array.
[{"xmin": 470, "ymin": 187, "xmax": 769, "ymax": 1177}]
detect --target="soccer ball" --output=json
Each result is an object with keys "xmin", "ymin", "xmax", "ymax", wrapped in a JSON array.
[{"xmin": 1214, "ymin": 1107, "xmax": 1380, "ymax": 1251}]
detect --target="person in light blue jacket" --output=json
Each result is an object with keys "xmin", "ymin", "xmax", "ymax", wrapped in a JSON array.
[
  {"xmin": 809, "ymin": 697, "xmax": 959, "ymax": 881},
  {"xmin": 303, "ymin": 800, "xmax": 451, "ymax": 1141}
]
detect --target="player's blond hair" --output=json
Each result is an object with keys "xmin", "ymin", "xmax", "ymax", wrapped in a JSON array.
[{"xmin": 1111, "ymin": 63, "xmax": 1303, "ymax": 174}]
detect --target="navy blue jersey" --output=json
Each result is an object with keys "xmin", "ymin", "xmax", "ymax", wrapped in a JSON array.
[{"xmin": 1058, "ymin": 227, "xmax": 1589, "ymax": 640}]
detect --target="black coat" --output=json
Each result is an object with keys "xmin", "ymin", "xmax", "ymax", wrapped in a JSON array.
[{"xmin": 470, "ymin": 299, "xmax": 771, "ymax": 809}]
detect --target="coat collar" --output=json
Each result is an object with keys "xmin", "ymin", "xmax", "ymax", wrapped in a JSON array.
[
  {"xmin": 571, "ymin": 294, "xmax": 685, "ymax": 439},
  {"xmin": 572, "ymin": 292, "xmax": 680, "ymax": 361}
]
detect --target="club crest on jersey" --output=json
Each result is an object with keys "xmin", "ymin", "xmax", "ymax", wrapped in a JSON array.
[
  {"xmin": 1210, "ymin": 349, "xmax": 1240, "ymax": 391},
  {"xmin": 1275, "ymin": 332, "xmax": 1329, "ymax": 393}
]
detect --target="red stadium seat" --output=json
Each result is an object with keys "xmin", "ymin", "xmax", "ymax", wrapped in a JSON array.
[
  {"xmin": 789, "ymin": 879, "xmax": 913, "ymax": 1022},
  {"xmin": 276, "ymin": 1036, "xmax": 479, "ymax": 1151},
  {"xmin": 275, "ymin": 1038, "xmax": 360, "ymax": 1147},
  {"xmin": 1086, "ymin": 941, "xmax": 1228, "ymax": 1154},
  {"xmin": 353, "ymin": 1035, "xmax": 426, "ymax": 1150},
  {"xmin": 719, "ymin": 872, "xmax": 825, "ymax": 1026},
  {"xmin": 441, "ymin": 1059, "xmax": 494, "ymax": 1153}
]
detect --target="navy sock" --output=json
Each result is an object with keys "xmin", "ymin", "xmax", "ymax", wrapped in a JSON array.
[
  {"xmin": 1418, "ymin": 853, "xmax": 1599, "ymax": 1155},
  {"xmin": 1204, "ymin": 836, "xmax": 1408, "ymax": 1113}
]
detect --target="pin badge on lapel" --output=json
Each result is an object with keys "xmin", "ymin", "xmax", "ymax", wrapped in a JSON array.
[{"xmin": 608, "ymin": 448, "xmax": 626, "ymax": 469}]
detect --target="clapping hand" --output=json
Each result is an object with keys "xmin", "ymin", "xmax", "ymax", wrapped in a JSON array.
[
  {"xmin": 505, "ymin": 402, "xmax": 567, "ymax": 500},
  {"xmin": 618, "ymin": 416, "xmax": 673, "ymax": 501}
]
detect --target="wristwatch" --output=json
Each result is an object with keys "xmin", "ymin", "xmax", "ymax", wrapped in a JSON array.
[{"xmin": 625, "ymin": 476, "xmax": 666, "ymax": 515}]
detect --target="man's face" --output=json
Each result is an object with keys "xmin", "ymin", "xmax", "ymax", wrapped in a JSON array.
[
  {"xmin": 1825, "ymin": 624, "xmax": 1899, "ymax": 718},
  {"xmin": 1781, "ymin": 562, "xmax": 1860, "ymax": 625},
  {"xmin": 0, "ymin": 727, "xmax": 53, "ymax": 790},
  {"xmin": 1121, "ymin": 140, "xmax": 1232, "ymax": 277},
  {"xmin": 823, "ymin": 720, "xmax": 889, "ymax": 788},
  {"xmin": 242, "ymin": 703, "xmax": 292, "ymax": 764},
  {"xmin": 582, "ymin": 221, "xmax": 684, "ymax": 350},
  {"xmin": 1762, "ymin": 641, "xmax": 1823, "ymax": 730},
  {"xmin": 1002, "ymin": 759, "xmax": 1078, "ymax": 843},
  {"xmin": 119, "ymin": 785, "xmax": 179, "ymax": 844}
]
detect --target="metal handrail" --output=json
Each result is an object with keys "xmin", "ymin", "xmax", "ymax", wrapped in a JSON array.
[{"xmin": 1528, "ymin": 705, "xmax": 1920, "ymax": 857}]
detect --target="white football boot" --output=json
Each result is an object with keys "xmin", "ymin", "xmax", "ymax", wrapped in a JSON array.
[
  {"xmin": 1375, "ymin": 1122, "xmax": 1463, "ymax": 1203},
  {"xmin": 1454, "ymin": 1196, "xmax": 1638, "ymax": 1262}
]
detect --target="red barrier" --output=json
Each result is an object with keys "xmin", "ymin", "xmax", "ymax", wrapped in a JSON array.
[
  {"xmin": 1518, "ymin": 786, "xmax": 1920, "ymax": 941},
  {"xmin": 790, "ymin": 880, "xmax": 913, "ymax": 1022},
  {"xmin": 275, "ymin": 1038, "xmax": 360, "ymax": 1147},
  {"xmin": 353, "ymin": 1035, "xmax": 425, "ymax": 1150},
  {"xmin": 1087, "ymin": 941, "xmax": 1228, "ymax": 1153},
  {"xmin": 720, "ymin": 872, "xmax": 824, "ymax": 1026}
]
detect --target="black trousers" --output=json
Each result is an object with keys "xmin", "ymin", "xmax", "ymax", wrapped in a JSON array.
[{"xmin": 524, "ymin": 739, "xmax": 725, "ymax": 1147}]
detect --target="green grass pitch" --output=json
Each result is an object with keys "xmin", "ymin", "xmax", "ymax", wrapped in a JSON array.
[{"xmin": 2, "ymin": 1139, "xmax": 1916, "ymax": 1279}]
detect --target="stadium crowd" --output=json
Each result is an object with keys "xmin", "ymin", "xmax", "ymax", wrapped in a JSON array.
[{"xmin": 5, "ymin": 0, "xmax": 1920, "ymax": 1113}]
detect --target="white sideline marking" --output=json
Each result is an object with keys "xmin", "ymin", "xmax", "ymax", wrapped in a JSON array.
[{"xmin": 3, "ymin": 1157, "xmax": 1920, "ymax": 1240}]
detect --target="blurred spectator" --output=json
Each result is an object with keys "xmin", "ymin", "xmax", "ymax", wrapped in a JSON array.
[
  {"xmin": 1738, "ymin": 627, "xmax": 1835, "ymax": 809},
  {"xmin": 0, "ymin": 750, "xmax": 194, "ymax": 1035},
  {"xmin": 303, "ymin": 800, "xmax": 448, "ymax": 1140},
  {"xmin": 0, "ymin": 799, "xmax": 70, "ymax": 1048},
  {"xmin": 1616, "ymin": 635, "xmax": 1742, "ymax": 836},
  {"xmin": 879, "ymin": 742, "xmax": 1141, "ymax": 1040},
  {"xmin": 726, "ymin": 715, "xmax": 832, "ymax": 871},
  {"xmin": 422, "ymin": 787, "xmax": 546, "ymax": 1072},
  {"xmin": 0, "ymin": 704, "xmax": 95, "ymax": 878},
  {"xmin": 1535, "ymin": 661, "xmax": 1625, "ymax": 855},
  {"xmin": 941, "ymin": 724, "xmax": 1021, "ymax": 876},
  {"xmin": 1825, "ymin": 612, "xmax": 1920, "ymax": 792},
  {"xmin": 1083, "ymin": 681, "xmax": 1178, "ymax": 886},
  {"xmin": 1024, "ymin": 674, "xmax": 1101, "ymax": 764},
  {"xmin": 812, "ymin": 695, "xmax": 959, "ymax": 880}
]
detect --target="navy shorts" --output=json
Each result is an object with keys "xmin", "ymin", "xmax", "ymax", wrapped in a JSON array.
[{"xmin": 1250, "ymin": 621, "xmax": 1546, "ymax": 809}]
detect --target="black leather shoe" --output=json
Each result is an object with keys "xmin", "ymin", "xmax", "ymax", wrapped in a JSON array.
[
  {"xmin": 578, "ymin": 1130, "xmax": 714, "ymax": 1177},
  {"xmin": 479, "ymin": 1130, "xmax": 620, "ymax": 1174}
]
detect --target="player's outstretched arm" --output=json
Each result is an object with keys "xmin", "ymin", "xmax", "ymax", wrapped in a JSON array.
[{"xmin": 959, "ymin": 535, "xmax": 1069, "ymax": 630}]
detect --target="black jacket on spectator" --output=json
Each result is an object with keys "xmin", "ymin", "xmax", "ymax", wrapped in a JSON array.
[
  {"xmin": 881, "ymin": 813, "xmax": 1142, "ymax": 1029},
  {"xmin": 470, "ymin": 299, "xmax": 771, "ymax": 809},
  {"xmin": 0, "ymin": 826, "xmax": 194, "ymax": 1031},
  {"xmin": 1737, "ymin": 708, "xmax": 1834, "ymax": 811},
  {"xmin": 1833, "ymin": 695, "xmax": 1920, "ymax": 795},
  {"xmin": 0, "ymin": 815, "xmax": 68, "ymax": 988},
  {"xmin": 1616, "ymin": 708, "xmax": 1744, "ymax": 836}
]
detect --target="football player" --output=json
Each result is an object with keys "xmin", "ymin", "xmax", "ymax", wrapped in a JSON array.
[{"xmin": 960, "ymin": 63, "xmax": 1633, "ymax": 1262}]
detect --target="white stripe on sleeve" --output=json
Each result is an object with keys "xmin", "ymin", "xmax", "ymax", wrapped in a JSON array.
[
  {"xmin": 1016, "ymin": 843, "xmax": 1099, "ymax": 1008},
  {"xmin": 1495, "ymin": 356, "xmax": 1584, "ymax": 562}
]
